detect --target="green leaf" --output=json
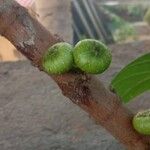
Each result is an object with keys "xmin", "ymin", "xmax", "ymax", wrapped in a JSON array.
[{"xmin": 111, "ymin": 53, "xmax": 150, "ymax": 103}]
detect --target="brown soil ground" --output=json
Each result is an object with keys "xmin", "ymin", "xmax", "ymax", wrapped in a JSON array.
[{"xmin": 0, "ymin": 40, "xmax": 149, "ymax": 150}]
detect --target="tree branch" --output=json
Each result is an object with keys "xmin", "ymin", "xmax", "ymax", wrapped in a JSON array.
[{"xmin": 0, "ymin": 0, "xmax": 149, "ymax": 149}]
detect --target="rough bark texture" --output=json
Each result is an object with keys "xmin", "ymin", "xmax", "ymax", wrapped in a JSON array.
[
  {"xmin": 35, "ymin": 0, "xmax": 73, "ymax": 43},
  {"xmin": 0, "ymin": 0, "xmax": 149, "ymax": 149}
]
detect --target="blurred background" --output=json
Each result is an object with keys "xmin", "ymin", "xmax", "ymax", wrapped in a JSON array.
[
  {"xmin": 72, "ymin": 0, "xmax": 150, "ymax": 44},
  {"xmin": 1, "ymin": 0, "xmax": 150, "ymax": 61}
]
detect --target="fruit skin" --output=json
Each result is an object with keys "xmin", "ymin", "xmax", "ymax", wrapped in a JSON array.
[
  {"xmin": 42, "ymin": 42, "xmax": 74, "ymax": 74},
  {"xmin": 133, "ymin": 109, "xmax": 150, "ymax": 135},
  {"xmin": 73, "ymin": 39, "xmax": 112, "ymax": 74}
]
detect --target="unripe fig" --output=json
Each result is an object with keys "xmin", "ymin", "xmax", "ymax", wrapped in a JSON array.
[
  {"xmin": 73, "ymin": 39, "xmax": 112, "ymax": 74},
  {"xmin": 133, "ymin": 109, "xmax": 150, "ymax": 135},
  {"xmin": 42, "ymin": 42, "xmax": 74, "ymax": 74}
]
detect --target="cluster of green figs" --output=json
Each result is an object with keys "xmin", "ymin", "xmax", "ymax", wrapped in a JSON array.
[
  {"xmin": 42, "ymin": 39, "xmax": 150, "ymax": 136},
  {"xmin": 42, "ymin": 39, "xmax": 112, "ymax": 75}
]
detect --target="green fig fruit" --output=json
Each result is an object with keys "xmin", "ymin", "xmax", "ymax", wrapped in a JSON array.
[
  {"xmin": 42, "ymin": 42, "xmax": 74, "ymax": 74},
  {"xmin": 73, "ymin": 39, "xmax": 112, "ymax": 74},
  {"xmin": 133, "ymin": 109, "xmax": 150, "ymax": 135}
]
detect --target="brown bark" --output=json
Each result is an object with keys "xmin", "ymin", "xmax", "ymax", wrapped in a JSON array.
[{"xmin": 0, "ymin": 0, "xmax": 149, "ymax": 149}]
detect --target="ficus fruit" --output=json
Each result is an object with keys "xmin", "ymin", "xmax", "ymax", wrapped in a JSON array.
[
  {"xmin": 42, "ymin": 42, "xmax": 74, "ymax": 75},
  {"xmin": 73, "ymin": 39, "xmax": 112, "ymax": 74},
  {"xmin": 133, "ymin": 109, "xmax": 150, "ymax": 135}
]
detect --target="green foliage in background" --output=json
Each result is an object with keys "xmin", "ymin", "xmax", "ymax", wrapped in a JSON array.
[
  {"xmin": 144, "ymin": 8, "xmax": 150, "ymax": 25},
  {"xmin": 104, "ymin": 4, "xmax": 147, "ymax": 22},
  {"xmin": 113, "ymin": 24, "xmax": 136, "ymax": 42},
  {"xmin": 106, "ymin": 12, "xmax": 136, "ymax": 42},
  {"xmin": 127, "ymin": 5, "xmax": 147, "ymax": 19}
]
